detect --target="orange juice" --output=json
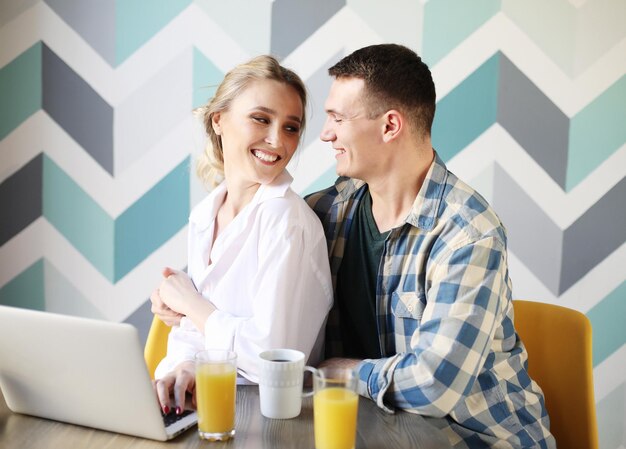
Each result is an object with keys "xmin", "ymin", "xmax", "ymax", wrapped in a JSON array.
[
  {"xmin": 314, "ymin": 387, "xmax": 359, "ymax": 449},
  {"xmin": 195, "ymin": 362, "xmax": 236, "ymax": 435}
]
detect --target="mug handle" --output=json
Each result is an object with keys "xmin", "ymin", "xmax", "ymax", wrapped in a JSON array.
[{"xmin": 302, "ymin": 366, "xmax": 318, "ymax": 398}]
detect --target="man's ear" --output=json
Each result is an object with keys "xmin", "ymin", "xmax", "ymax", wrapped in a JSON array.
[
  {"xmin": 212, "ymin": 112, "xmax": 222, "ymax": 135},
  {"xmin": 382, "ymin": 110, "xmax": 403, "ymax": 143}
]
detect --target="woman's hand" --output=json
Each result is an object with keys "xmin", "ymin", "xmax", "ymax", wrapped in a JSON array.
[
  {"xmin": 153, "ymin": 361, "xmax": 196, "ymax": 415},
  {"xmin": 150, "ymin": 287, "xmax": 184, "ymax": 327},
  {"xmin": 158, "ymin": 267, "xmax": 217, "ymax": 331},
  {"xmin": 158, "ymin": 267, "xmax": 203, "ymax": 317}
]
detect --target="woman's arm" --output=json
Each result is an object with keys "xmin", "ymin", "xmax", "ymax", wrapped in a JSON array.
[{"xmin": 204, "ymin": 222, "xmax": 332, "ymax": 382}]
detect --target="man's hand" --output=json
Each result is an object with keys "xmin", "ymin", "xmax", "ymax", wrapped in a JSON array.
[{"xmin": 318, "ymin": 357, "xmax": 361, "ymax": 371}]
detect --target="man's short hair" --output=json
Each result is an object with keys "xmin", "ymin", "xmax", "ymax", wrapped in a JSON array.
[{"xmin": 329, "ymin": 44, "xmax": 436, "ymax": 137}]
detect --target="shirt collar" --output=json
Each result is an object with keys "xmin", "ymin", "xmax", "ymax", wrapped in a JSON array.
[
  {"xmin": 405, "ymin": 151, "xmax": 448, "ymax": 230},
  {"xmin": 329, "ymin": 151, "xmax": 448, "ymax": 231},
  {"xmin": 190, "ymin": 170, "xmax": 293, "ymax": 231}
]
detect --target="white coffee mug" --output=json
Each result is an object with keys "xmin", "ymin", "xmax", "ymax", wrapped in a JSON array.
[{"xmin": 258, "ymin": 349, "xmax": 316, "ymax": 419}]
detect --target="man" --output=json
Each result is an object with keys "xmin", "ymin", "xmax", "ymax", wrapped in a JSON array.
[{"xmin": 306, "ymin": 44, "xmax": 555, "ymax": 449}]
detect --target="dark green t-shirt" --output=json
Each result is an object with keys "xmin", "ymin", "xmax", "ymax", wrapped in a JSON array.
[{"xmin": 335, "ymin": 189, "xmax": 389, "ymax": 359}]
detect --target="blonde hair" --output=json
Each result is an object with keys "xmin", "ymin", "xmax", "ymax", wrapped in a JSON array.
[{"xmin": 196, "ymin": 55, "xmax": 307, "ymax": 187}]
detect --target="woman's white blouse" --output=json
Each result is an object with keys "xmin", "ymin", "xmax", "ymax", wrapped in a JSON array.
[{"xmin": 154, "ymin": 171, "xmax": 333, "ymax": 382}]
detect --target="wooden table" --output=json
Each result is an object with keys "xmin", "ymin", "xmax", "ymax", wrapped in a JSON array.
[{"xmin": 0, "ymin": 385, "xmax": 452, "ymax": 449}]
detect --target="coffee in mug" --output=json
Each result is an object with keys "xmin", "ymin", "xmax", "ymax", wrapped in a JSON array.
[{"xmin": 258, "ymin": 349, "xmax": 315, "ymax": 419}]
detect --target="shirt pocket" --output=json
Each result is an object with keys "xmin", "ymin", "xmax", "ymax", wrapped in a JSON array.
[
  {"xmin": 391, "ymin": 291, "xmax": 423, "ymax": 320},
  {"xmin": 391, "ymin": 291, "xmax": 424, "ymax": 350}
]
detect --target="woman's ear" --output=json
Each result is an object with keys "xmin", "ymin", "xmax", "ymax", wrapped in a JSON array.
[
  {"xmin": 212, "ymin": 112, "xmax": 222, "ymax": 135},
  {"xmin": 382, "ymin": 110, "xmax": 403, "ymax": 143}
]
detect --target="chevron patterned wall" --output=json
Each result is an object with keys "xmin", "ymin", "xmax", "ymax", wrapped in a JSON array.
[{"xmin": 0, "ymin": 1, "xmax": 624, "ymax": 446}]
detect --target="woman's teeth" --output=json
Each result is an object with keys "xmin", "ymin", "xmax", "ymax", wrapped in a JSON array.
[{"xmin": 253, "ymin": 150, "xmax": 278, "ymax": 162}]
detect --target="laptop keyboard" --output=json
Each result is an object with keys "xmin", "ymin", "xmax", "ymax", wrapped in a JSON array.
[{"xmin": 163, "ymin": 409, "xmax": 194, "ymax": 427}]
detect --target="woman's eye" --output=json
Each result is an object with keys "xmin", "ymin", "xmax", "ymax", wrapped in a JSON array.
[
  {"xmin": 285, "ymin": 125, "xmax": 300, "ymax": 133},
  {"xmin": 252, "ymin": 116, "xmax": 269, "ymax": 124}
]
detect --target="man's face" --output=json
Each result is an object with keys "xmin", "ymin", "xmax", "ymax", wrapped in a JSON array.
[{"xmin": 320, "ymin": 78, "xmax": 385, "ymax": 180}]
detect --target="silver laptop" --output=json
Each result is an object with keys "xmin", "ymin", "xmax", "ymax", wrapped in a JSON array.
[{"xmin": 0, "ymin": 305, "xmax": 197, "ymax": 441}]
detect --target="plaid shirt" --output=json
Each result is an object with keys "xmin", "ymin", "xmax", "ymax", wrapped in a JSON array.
[{"xmin": 306, "ymin": 153, "xmax": 555, "ymax": 449}]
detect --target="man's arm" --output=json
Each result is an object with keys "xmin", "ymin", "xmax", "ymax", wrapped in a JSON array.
[{"xmin": 357, "ymin": 236, "xmax": 510, "ymax": 416}]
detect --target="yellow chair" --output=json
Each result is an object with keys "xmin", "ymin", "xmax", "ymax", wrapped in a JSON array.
[
  {"xmin": 144, "ymin": 315, "xmax": 172, "ymax": 379},
  {"xmin": 513, "ymin": 300, "xmax": 598, "ymax": 449}
]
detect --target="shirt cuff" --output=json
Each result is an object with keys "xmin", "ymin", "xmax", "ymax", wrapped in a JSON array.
[{"xmin": 357, "ymin": 355, "xmax": 402, "ymax": 414}]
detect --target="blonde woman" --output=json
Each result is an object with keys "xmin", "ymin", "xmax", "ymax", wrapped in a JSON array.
[{"xmin": 150, "ymin": 56, "xmax": 332, "ymax": 415}]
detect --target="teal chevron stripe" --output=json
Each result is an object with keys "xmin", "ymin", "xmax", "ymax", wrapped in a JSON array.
[
  {"xmin": 596, "ymin": 382, "xmax": 625, "ymax": 449},
  {"xmin": 42, "ymin": 155, "xmax": 115, "ymax": 280},
  {"xmin": 587, "ymin": 280, "xmax": 626, "ymax": 367},
  {"xmin": 422, "ymin": 0, "xmax": 500, "ymax": 66},
  {"xmin": 432, "ymin": 53, "xmax": 499, "ymax": 162},
  {"xmin": 0, "ymin": 42, "xmax": 41, "ymax": 140},
  {"xmin": 114, "ymin": 158, "xmax": 190, "ymax": 281},
  {"xmin": 42, "ymin": 155, "xmax": 190, "ymax": 282},
  {"xmin": 192, "ymin": 48, "xmax": 223, "ymax": 109},
  {"xmin": 567, "ymin": 75, "xmax": 626, "ymax": 191},
  {"xmin": 115, "ymin": 0, "xmax": 191, "ymax": 66},
  {"xmin": 0, "ymin": 259, "xmax": 44, "ymax": 310}
]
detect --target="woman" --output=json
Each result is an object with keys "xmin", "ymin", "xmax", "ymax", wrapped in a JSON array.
[{"xmin": 150, "ymin": 56, "xmax": 332, "ymax": 415}]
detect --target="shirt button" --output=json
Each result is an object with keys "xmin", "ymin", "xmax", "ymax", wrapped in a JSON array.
[{"xmin": 407, "ymin": 305, "xmax": 414, "ymax": 312}]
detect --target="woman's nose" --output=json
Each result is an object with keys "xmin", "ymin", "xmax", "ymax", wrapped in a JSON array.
[{"xmin": 265, "ymin": 125, "xmax": 281, "ymax": 147}]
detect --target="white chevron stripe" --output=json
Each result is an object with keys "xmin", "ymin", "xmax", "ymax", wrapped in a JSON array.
[
  {"xmin": 0, "ymin": 3, "xmax": 248, "ymax": 105},
  {"xmin": 3, "ymin": 4, "xmax": 623, "ymax": 118},
  {"xmin": 447, "ymin": 124, "xmax": 626, "ymax": 228},
  {"xmin": 432, "ymin": 12, "xmax": 626, "ymax": 117},
  {"xmin": 283, "ymin": 6, "xmax": 384, "ymax": 80},
  {"xmin": 289, "ymin": 140, "xmax": 337, "ymax": 194},
  {"xmin": 567, "ymin": 0, "xmax": 590, "ymax": 7},
  {"xmin": 0, "ymin": 111, "xmax": 198, "ymax": 217},
  {"xmin": 119, "ymin": 3, "xmax": 249, "ymax": 100},
  {"xmin": 114, "ymin": 48, "xmax": 193, "ymax": 175},
  {"xmin": 508, "ymin": 241, "xmax": 626, "ymax": 314},
  {"xmin": 594, "ymin": 344, "xmax": 626, "ymax": 402},
  {"xmin": 0, "ymin": 218, "xmax": 188, "ymax": 322}
]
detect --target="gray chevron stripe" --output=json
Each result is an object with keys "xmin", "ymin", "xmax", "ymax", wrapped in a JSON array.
[
  {"xmin": 494, "ymin": 163, "xmax": 626, "ymax": 295},
  {"xmin": 0, "ymin": 0, "xmax": 39, "ymax": 27},
  {"xmin": 497, "ymin": 54, "xmax": 569, "ymax": 189},
  {"xmin": 271, "ymin": 0, "xmax": 345, "ymax": 58},
  {"xmin": 45, "ymin": 0, "xmax": 115, "ymax": 66},
  {"xmin": 560, "ymin": 176, "xmax": 626, "ymax": 293},
  {"xmin": 0, "ymin": 154, "xmax": 42, "ymax": 246},
  {"xmin": 42, "ymin": 44, "xmax": 114, "ymax": 174},
  {"xmin": 493, "ymin": 163, "xmax": 562, "ymax": 294}
]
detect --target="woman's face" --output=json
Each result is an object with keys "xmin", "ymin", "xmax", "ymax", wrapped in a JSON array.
[{"xmin": 212, "ymin": 79, "xmax": 304, "ymax": 189}]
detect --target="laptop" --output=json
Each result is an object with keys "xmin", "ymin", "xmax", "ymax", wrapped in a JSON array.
[{"xmin": 0, "ymin": 305, "xmax": 197, "ymax": 441}]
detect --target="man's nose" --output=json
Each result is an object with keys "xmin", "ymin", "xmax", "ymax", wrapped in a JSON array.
[{"xmin": 320, "ymin": 117, "xmax": 335, "ymax": 142}]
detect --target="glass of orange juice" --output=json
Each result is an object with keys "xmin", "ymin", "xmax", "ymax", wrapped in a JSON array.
[
  {"xmin": 313, "ymin": 367, "xmax": 359, "ymax": 449},
  {"xmin": 195, "ymin": 350, "xmax": 237, "ymax": 441}
]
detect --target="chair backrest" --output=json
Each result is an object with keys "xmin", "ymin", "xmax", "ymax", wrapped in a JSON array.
[
  {"xmin": 143, "ymin": 315, "xmax": 171, "ymax": 379},
  {"xmin": 513, "ymin": 300, "xmax": 598, "ymax": 449}
]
